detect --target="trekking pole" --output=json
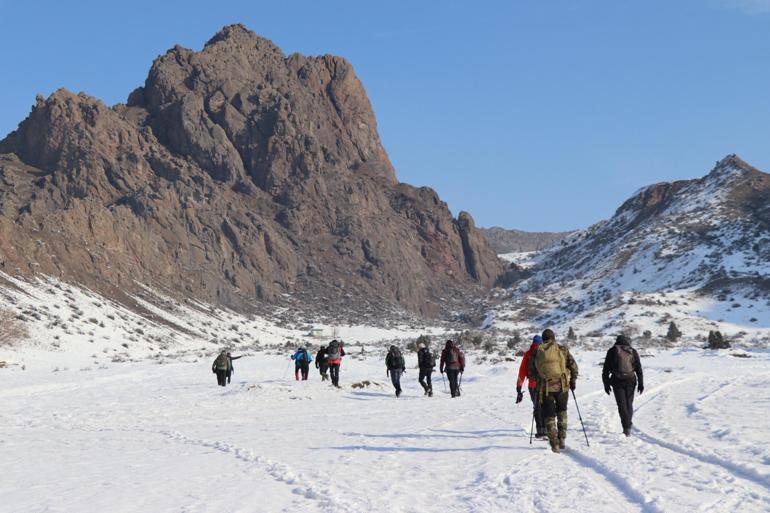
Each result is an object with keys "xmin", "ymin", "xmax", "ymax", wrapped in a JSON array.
[
  {"xmin": 459, "ymin": 372, "xmax": 463, "ymax": 394},
  {"xmin": 571, "ymin": 389, "xmax": 590, "ymax": 447},
  {"xmin": 441, "ymin": 372, "xmax": 447, "ymax": 391},
  {"xmin": 529, "ymin": 410, "xmax": 535, "ymax": 445},
  {"xmin": 282, "ymin": 359, "xmax": 291, "ymax": 380}
]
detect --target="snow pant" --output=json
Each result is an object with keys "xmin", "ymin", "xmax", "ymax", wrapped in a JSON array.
[
  {"xmin": 329, "ymin": 363, "xmax": 341, "ymax": 387},
  {"xmin": 541, "ymin": 391, "xmax": 569, "ymax": 449},
  {"xmin": 529, "ymin": 387, "xmax": 546, "ymax": 436},
  {"xmin": 389, "ymin": 369, "xmax": 403, "ymax": 396},
  {"xmin": 215, "ymin": 369, "xmax": 227, "ymax": 386},
  {"xmin": 225, "ymin": 370, "xmax": 232, "ymax": 384},
  {"xmin": 318, "ymin": 363, "xmax": 329, "ymax": 381},
  {"xmin": 295, "ymin": 362, "xmax": 309, "ymax": 381},
  {"xmin": 613, "ymin": 383, "xmax": 636, "ymax": 431},
  {"xmin": 445, "ymin": 369, "xmax": 461, "ymax": 397},
  {"xmin": 419, "ymin": 368, "xmax": 433, "ymax": 395}
]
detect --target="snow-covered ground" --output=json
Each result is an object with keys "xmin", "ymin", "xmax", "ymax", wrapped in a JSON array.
[{"xmin": 2, "ymin": 345, "xmax": 769, "ymax": 512}]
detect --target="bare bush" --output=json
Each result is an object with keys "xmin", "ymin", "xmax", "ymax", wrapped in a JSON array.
[{"xmin": 0, "ymin": 309, "xmax": 29, "ymax": 346}]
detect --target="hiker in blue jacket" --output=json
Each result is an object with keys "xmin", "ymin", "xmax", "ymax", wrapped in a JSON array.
[{"xmin": 291, "ymin": 347, "xmax": 313, "ymax": 381}]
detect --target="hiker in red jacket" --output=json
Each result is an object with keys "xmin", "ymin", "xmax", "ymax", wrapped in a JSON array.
[
  {"xmin": 516, "ymin": 335, "xmax": 546, "ymax": 438},
  {"xmin": 440, "ymin": 340, "xmax": 465, "ymax": 398},
  {"xmin": 326, "ymin": 339, "xmax": 346, "ymax": 388}
]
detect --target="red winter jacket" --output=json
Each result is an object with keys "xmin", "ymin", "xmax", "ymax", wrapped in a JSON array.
[{"xmin": 517, "ymin": 343, "xmax": 539, "ymax": 389}]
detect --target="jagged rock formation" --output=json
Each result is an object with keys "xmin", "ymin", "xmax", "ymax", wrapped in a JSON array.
[
  {"xmin": 0, "ymin": 24, "xmax": 503, "ymax": 318},
  {"xmin": 479, "ymin": 227, "xmax": 571, "ymax": 254}
]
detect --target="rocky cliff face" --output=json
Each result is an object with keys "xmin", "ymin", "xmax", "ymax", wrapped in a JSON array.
[
  {"xmin": 479, "ymin": 226, "xmax": 571, "ymax": 254},
  {"xmin": 0, "ymin": 24, "xmax": 503, "ymax": 318}
]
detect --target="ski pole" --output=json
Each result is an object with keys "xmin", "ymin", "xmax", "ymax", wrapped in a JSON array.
[
  {"xmin": 441, "ymin": 372, "xmax": 447, "ymax": 391},
  {"xmin": 459, "ymin": 372, "xmax": 463, "ymax": 394},
  {"xmin": 571, "ymin": 389, "xmax": 590, "ymax": 447},
  {"xmin": 282, "ymin": 359, "xmax": 291, "ymax": 380},
  {"xmin": 529, "ymin": 410, "xmax": 535, "ymax": 445}
]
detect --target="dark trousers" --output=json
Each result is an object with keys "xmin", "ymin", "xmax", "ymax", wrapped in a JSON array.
[
  {"xmin": 225, "ymin": 370, "xmax": 232, "ymax": 384},
  {"xmin": 529, "ymin": 387, "xmax": 546, "ymax": 435},
  {"xmin": 389, "ymin": 369, "xmax": 403, "ymax": 395},
  {"xmin": 318, "ymin": 363, "xmax": 329, "ymax": 380},
  {"xmin": 541, "ymin": 390, "xmax": 569, "ymax": 418},
  {"xmin": 446, "ymin": 369, "xmax": 461, "ymax": 397},
  {"xmin": 216, "ymin": 370, "xmax": 227, "ymax": 386},
  {"xmin": 295, "ymin": 362, "xmax": 309, "ymax": 381},
  {"xmin": 419, "ymin": 368, "xmax": 433, "ymax": 393},
  {"xmin": 329, "ymin": 364, "xmax": 341, "ymax": 386},
  {"xmin": 613, "ymin": 383, "xmax": 636, "ymax": 430}
]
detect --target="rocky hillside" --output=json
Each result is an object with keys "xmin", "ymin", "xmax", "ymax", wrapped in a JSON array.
[
  {"xmin": 0, "ymin": 24, "xmax": 503, "ymax": 320},
  {"xmin": 479, "ymin": 227, "xmax": 571, "ymax": 254},
  {"xmin": 488, "ymin": 155, "xmax": 770, "ymax": 345}
]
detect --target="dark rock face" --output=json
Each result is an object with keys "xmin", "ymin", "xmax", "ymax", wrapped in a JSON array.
[{"xmin": 0, "ymin": 24, "xmax": 503, "ymax": 318}]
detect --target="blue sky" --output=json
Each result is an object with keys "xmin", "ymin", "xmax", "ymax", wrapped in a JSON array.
[{"xmin": 2, "ymin": 0, "xmax": 769, "ymax": 231}]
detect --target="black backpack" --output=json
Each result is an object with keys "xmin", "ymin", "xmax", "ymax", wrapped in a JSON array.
[
  {"xmin": 616, "ymin": 345, "xmax": 635, "ymax": 379},
  {"xmin": 445, "ymin": 346, "xmax": 458, "ymax": 365},
  {"xmin": 327, "ymin": 340, "xmax": 341, "ymax": 361},
  {"xmin": 419, "ymin": 348, "xmax": 436, "ymax": 368},
  {"xmin": 389, "ymin": 347, "xmax": 405, "ymax": 369}
]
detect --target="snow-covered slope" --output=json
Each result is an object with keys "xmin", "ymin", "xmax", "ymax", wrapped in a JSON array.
[
  {"xmin": 489, "ymin": 155, "xmax": 770, "ymax": 345},
  {"xmin": 2, "ymin": 345, "xmax": 769, "ymax": 512}
]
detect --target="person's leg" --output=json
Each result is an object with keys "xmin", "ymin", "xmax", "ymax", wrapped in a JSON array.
[
  {"xmin": 556, "ymin": 392, "xmax": 569, "ymax": 449},
  {"xmin": 426, "ymin": 371, "xmax": 433, "ymax": 396},
  {"xmin": 626, "ymin": 385, "xmax": 636, "ymax": 429},
  {"xmin": 541, "ymin": 392, "xmax": 558, "ymax": 451},
  {"xmin": 302, "ymin": 363, "xmax": 309, "ymax": 380},
  {"xmin": 529, "ymin": 387, "xmax": 546, "ymax": 436},
  {"xmin": 447, "ymin": 370, "xmax": 459, "ymax": 397},
  {"xmin": 295, "ymin": 364, "xmax": 300, "ymax": 381},
  {"xmin": 613, "ymin": 385, "xmax": 631, "ymax": 432},
  {"xmin": 418, "ymin": 369, "xmax": 428, "ymax": 394},
  {"xmin": 393, "ymin": 370, "xmax": 402, "ymax": 396}
]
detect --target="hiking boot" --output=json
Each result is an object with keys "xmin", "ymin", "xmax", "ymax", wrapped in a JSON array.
[
  {"xmin": 396, "ymin": 388, "xmax": 402, "ymax": 397},
  {"xmin": 428, "ymin": 389, "xmax": 433, "ymax": 397},
  {"xmin": 559, "ymin": 439, "xmax": 566, "ymax": 450},
  {"xmin": 623, "ymin": 428, "xmax": 630, "ymax": 437},
  {"xmin": 550, "ymin": 442, "xmax": 560, "ymax": 453}
]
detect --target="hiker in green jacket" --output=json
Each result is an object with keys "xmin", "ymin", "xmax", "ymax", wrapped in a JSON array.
[{"xmin": 212, "ymin": 350, "xmax": 232, "ymax": 387}]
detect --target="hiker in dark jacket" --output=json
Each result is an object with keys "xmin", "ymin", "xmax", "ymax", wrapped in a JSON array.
[
  {"xmin": 326, "ymin": 340, "xmax": 346, "ymax": 387},
  {"xmin": 602, "ymin": 335, "xmax": 644, "ymax": 436},
  {"xmin": 417, "ymin": 343, "xmax": 436, "ymax": 397},
  {"xmin": 440, "ymin": 340, "xmax": 465, "ymax": 398},
  {"xmin": 533, "ymin": 329, "xmax": 579, "ymax": 453},
  {"xmin": 315, "ymin": 346, "xmax": 329, "ymax": 381},
  {"xmin": 516, "ymin": 335, "xmax": 545, "ymax": 438},
  {"xmin": 211, "ymin": 350, "xmax": 231, "ymax": 387},
  {"xmin": 291, "ymin": 347, "xmax": 313, "ymax": 381},
  {"xmin": 386, "ymin": 345, "xmax": 407, "ymax": 397},
  {"xmin": 225, "ymin": 352, "xmax": 244, "ymax": 384}
]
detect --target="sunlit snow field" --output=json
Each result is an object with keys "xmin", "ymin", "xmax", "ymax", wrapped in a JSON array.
[{"xmin": 2, "ymin": 347, "xmax": 769, "ymax": 513}]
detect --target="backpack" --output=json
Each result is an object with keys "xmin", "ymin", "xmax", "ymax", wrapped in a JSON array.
[
  {"xmin": 419, "ymin": 348, "xmax": 436, "ymax": 369},
  {"xmin": 537, "ymin": 342, "xmax": 567, "ymax": 382},
  {"xmin": 445, "ymin": 346, "xmax": 458, "ymax": 365},
  {"xmin": 615, "ymin": 345, "xmax": 635, "ymax": 379},
  {"xmin": 296, "ymin": 348, "xmax": 308, "ymax": 362},
  {"xmin": 327, "ymin": 340, "xmax": 341, "ymax": 361},
  {"xmin": 214, "ymin": 353, "xmax": 230, "ymax": 370},
  {"xmin": 389, "ymin": 347, "xmax": 405, "ymax": 368}
]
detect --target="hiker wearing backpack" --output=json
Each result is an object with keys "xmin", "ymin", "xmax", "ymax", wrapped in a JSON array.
[
  {"xmin": 291, "ymin": 347, "xmax": 313, "ymax": 381},
  {"xmin": 440, "ymin": 340, "xmax": 465, "ymax": 398},
  {"xmin": 226, "ymin": 352, "xmax": 244, "ymax": 384},
  {"xmin": 533, "ymin": 329, "xmax": 579, "ymax": 453},
  {"xmin": 315, "ymin": 346, "xmax": 329, "ymax": 381},
  {"xmin": 602, "ymin": 335, "xmax": 644, "ymax": 436},
  {"xmin": 386, "ymin": 345, "xmax": 407, "ymax": 397},
  {"xmin": 417, "ymin": 342, "xmax": 436, "ymax": 397},
  {"xmin": 326, "ymin": 339, "xmax": 345, "ymax": 387},
  {"xmin": 211, "ymin": 350, "xmax": 231, "ymax": 387},
  {"xmin": 516, "ymin": 335, "xmax": 546, "ymax": 439}
]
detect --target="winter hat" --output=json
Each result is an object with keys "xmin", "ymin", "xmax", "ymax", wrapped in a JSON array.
[{"xmin": 532, "ymin": 335, "xmax": 543, "ymax": 345}]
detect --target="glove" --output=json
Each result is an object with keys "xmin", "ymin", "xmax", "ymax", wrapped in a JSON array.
[
  {"xmin": 460, "ymin": 368, "xmax": 465, "ymax": 373},
  {"xmin": 570, "ymin": 382, "xmax": 576, "ymax": 391},
  {"xmin": 515, "ymin": 388, "xmax": 524, "ymax": 404},
  {"xmin": 638, "ymin": 385, "xmax": 644, "ymax": 395},
  {"xmin": 604, "ymin": 385, "xmax": 611, "ymax": 395}
]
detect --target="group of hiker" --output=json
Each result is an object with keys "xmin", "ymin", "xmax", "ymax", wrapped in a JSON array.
[
  {"xmin": 516, "ymin": 330, "xmax": 644, "ymax": 452},
  {"xmin": 211, "ymin": 329, "xmax": 644, "ymax": 454}
]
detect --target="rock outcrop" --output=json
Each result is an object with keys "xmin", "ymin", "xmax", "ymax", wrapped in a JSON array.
[{"xmin": 0, "ymin": 24, "xmax": 503, "ymax": 318}]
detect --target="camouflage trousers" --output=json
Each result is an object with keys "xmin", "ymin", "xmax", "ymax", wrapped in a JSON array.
[{"xmin": 542, "ymin": 391, "xmax": 569, "ymax": 451}]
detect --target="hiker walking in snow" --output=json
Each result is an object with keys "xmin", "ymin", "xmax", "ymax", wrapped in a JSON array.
[
  {"xmin": 440, "ymin": 340, "xmax": 465, "ymax": 398},
  {"xmin": 212, "ymin": 350, "xmax": 231, "ymax": 387},
  {"xmin": 326, "ymin": 339, "xmax": 345, "ymax": 388},
  {"xmin": 602, "ymin": 335, "xmax": 644, "ymax": 436},
  {"xmin": 386, "ymin": 345, "xmax": 407, "ymax": 397},
  {"xmin": 517, "ymin": 335, "xmax": 546, "ymax": 439},
  {"xmin": 315, "ymin": 345, "xmax": 329, "ymax": 381},
  {"xmin": 226, "ymin": 352, "xmax": 244, "ymax": 384},
  {"xmin": 291, "ymin": 346, "xmax": 313, "ymax": 381},
  {"xmin": 417, "ymin": 342, "xmax": 436, "ymax": 397},
  {"xmin": 533, "ymin": 329, "xmax": 578, "ymax": 453}
]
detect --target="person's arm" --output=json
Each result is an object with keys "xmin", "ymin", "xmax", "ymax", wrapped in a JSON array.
[
  {"xmin": 439, "ymin": 350, "xmax": 445, "ymax": 373},
  {"xmin": 566, "ymin": 350, "xmax": 578, "ymax": 390},
  {"xmin": 459, "ymin": 350, "xmax": 465, "ymax": 372},
  {"xmin": 340, "ymin": 347, "xmax": 346, "ymax": 357},
  {"xmin": 230, "ymin": 355, "xmax": 244, "ymax": 360},
  {"xmin": 634, "ymin": 348, "xmax": 644, "ymax": 393},
  {"xmin": 602, "ymin": 348, "xmax": 612, "ymax": 393},
  {"xmin": 517, "ymin": 352, "xmax": 530, "ymax": 389},
  {"xmin": 291, "ymin": 353, "xmax": 296, "ymax": 361}
]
